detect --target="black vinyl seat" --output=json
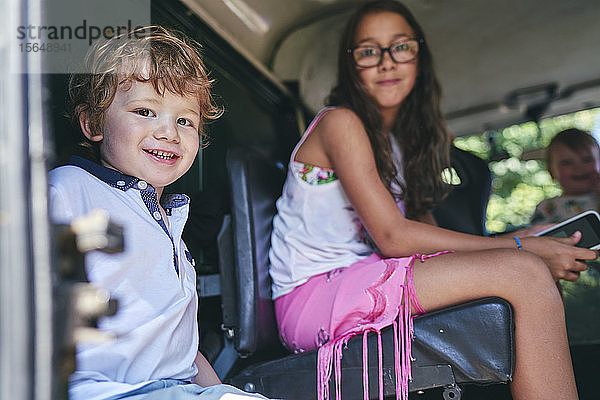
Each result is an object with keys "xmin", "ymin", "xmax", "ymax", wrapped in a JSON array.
[
  {"xmin": 218, "ymin": 148, "xmax": 513, "ymax": 399},
  {"xmin": 433, "ymin": 146, "xmax": 493, "ymax": 236}
]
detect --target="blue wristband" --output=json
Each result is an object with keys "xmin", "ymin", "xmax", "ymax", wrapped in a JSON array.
[{"xmin": 513, "ymin": 237, "xmax": 522, "ymax": 250}]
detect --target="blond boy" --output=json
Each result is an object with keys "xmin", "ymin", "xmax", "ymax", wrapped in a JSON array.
[{"xmin": 49, "ymin": 26, "xmax": 267, "ymax": 400}]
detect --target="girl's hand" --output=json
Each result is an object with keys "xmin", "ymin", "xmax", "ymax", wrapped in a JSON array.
[{"xmin": 521, "ymin": 231, "xmax": 596, "ymax": 281}]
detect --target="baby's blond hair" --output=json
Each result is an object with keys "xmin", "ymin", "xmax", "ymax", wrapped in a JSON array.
[{"xmin": 546, "ymin": 128, "xmax": 600, "ymax": 168}]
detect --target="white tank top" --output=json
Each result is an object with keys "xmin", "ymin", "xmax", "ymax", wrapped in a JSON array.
[{"xmin": 269, "ymin": 108, "xmax": 375, "ymax": 299}]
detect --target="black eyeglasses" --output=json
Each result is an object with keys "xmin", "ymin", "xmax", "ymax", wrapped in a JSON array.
[{"xmin": 348, "ymin": 38, "xmax": 422, "ymax": 68}]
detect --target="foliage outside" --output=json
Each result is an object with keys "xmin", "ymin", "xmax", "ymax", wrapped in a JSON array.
[{"xmin": 454, "ymin": 107, "xmax": 600, "ymax": 233}]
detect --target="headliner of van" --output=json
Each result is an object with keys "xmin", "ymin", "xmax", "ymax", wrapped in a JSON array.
[{"xmin": 183, "ymin": 0, "xmax": 600, "ymax": 136}]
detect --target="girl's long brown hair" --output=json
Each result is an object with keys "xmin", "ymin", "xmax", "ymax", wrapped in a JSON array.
[{"xmin": 328, "ymin": 0, "xmax": 451, "ymax": 219}]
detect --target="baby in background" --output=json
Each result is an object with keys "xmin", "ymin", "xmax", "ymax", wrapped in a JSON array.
[
  {"xmin": 531, "ymin": 128, "xmax": 600, "ymax": 346},
  {"xmin": 532, "ymin": 128, "xmax": 600, "ymax": 224}
]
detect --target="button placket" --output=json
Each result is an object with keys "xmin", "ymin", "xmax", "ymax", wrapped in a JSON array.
[{"xmin": 139, "ymin": 186, "xmax": 179, "ymax": 275}]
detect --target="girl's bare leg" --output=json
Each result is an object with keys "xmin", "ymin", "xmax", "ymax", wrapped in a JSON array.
[{"xmin": 412, "ymin": 249, "xmax": 578, "ymax": 400}]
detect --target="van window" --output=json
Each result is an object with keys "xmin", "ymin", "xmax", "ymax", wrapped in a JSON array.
[{"xmin": 455, "ymin": 107, "xmax": 600, "ymax": 233}]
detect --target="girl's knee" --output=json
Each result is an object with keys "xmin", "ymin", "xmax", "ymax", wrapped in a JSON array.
[
  {"xmin": 499, "ymin": 250, "xmax": 560, "ymax": 300},
  {"xmin": 504, "ymin": 250, "xmax": 550, "ymax": 281}
]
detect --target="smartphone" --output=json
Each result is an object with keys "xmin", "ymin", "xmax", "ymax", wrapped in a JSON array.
[{"xmin": 535, "ymin": 210, "xmax": 600, "ymax": 250}]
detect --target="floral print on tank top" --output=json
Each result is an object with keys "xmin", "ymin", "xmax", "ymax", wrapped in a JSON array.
[
  {"xmin": 292, "ymin": 161, "xmax": 337, "ymax": 185},
  {"xmin": 293, "ymin": 160, "xmax": 380, "ymax": 254}
]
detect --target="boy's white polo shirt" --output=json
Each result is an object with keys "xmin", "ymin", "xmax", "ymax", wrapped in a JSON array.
[{"xmin": 49, "ymin": 157, "xmax": 199, "ymax": 400}]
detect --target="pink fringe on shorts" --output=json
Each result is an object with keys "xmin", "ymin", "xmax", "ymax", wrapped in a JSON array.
[{"xmin": 316, "ymin": 252, "xmax": 450, "ymax": 400}]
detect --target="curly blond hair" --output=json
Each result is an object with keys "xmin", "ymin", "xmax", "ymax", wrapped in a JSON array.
[{"xmin": 69, "ymin": 25, "xmax": 222, "ymax": 160}]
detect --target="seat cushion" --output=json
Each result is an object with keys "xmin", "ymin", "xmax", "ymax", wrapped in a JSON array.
[{"xmin": 227, "ymin": 297, "xmax": 514, "ymax": 399}]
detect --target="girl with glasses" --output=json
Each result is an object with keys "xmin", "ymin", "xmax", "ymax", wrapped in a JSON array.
[{"xmin": 269, "ymin": 1, "xmax": 589, "ymax": 399}]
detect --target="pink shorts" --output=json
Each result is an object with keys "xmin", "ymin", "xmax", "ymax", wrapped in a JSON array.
[{"xmin": 274, "ymin": 252, "xmax": 450, "ymax": 400}]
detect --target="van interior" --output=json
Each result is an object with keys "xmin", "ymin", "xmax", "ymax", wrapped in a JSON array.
[{"xmin": 2, "ymin": 0, "xmax": 599, "ymax": 399}]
